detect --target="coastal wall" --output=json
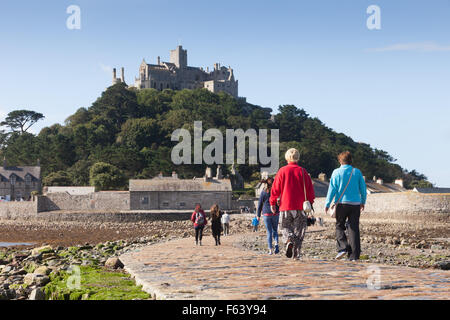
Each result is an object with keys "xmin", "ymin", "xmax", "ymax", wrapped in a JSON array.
[
  {"xmin": 0, "ymin": 200, "xmax": 38, "ymax": 219},
  {"xmin": 313, "ymin": 192, "xmax": 450, "ymax": 217},
  {"xmin": 1, "ymin": 191, "xmax": 448, "ymax": 222},
  {"xmin": 37, "ymin": 191, "xmax": 130, "ymax": 212}
]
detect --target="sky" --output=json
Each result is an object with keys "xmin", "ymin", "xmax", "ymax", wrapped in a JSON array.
[{"xmin": 0, "ymin": 0, "xmax": 449, "ymax": 186}]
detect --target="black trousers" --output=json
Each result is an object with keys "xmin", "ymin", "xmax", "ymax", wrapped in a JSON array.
[
  {"xmin": 195, "ymin": 226, "xmax": 204, "ymax": 242},
  {"xmin": 335, "ymin": 204, "xmax": 361, "ymax": 260}
]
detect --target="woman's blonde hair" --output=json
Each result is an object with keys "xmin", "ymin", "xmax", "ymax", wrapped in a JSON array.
[{"xmin": 285, "ymin": 148, "xmax": 300, "ymax": 163}]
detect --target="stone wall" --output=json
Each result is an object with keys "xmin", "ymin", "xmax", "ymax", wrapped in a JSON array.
[
  {"xmin": 37, "ymin": 191, "xmax": 129, "ymax": 212},
  {"xmin": 130, "ymin": 191, "xmax": 232, "ymax": 210},
  {"xmin": 313, "ymin": 192, "xmax": 450, "ymax": 217},
  {"xmin": 0, "ymin": 200, "xmax": 38, "ymax": 219}
]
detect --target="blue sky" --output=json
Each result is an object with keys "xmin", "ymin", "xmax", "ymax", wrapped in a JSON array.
[{"xmin": 0, "ymin": 0, "xmax": 449, "ymax": 186}]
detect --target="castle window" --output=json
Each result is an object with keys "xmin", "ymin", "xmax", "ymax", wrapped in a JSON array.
[
  {"xmin": 25, "ymin": 175, "xmax": 31, "ymax": 186},
  {"xmin": 160, "ymin": 83, "xmax": 163, "ymax": 90},
  {"xmin": 10, "ymin": 175, "xmax": 16, "ymax": 186},
  {"xmin": 162, "ymin": 201, "xmax": 169, "ymax": 207},
  {"xmin": 179, "ymin": 202, "xmax": 186, "ymax": 207},
  {"xmin": 141, "ymin": 197, "xmax": 149, "ymax": 205}
]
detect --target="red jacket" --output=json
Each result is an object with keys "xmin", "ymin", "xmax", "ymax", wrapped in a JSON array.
[
  {"xmin": 191, "ymin": 210, "xmax": 207, "ymax": 227},
  {"xmin": 270, "ymin": 162, "xmax": 315, "ymax": 211}
]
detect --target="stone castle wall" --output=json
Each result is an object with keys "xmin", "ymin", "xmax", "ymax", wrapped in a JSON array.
[{"xmin": 0, "ymin": 200, "xmax": 38, "ymax": 219}]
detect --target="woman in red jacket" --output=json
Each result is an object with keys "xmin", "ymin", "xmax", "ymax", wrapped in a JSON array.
[
  {"xmin": 191, "ymin": 203, "xmax": 207, "ymax": 246},
  {"xmin": 270, "ymin": 148, "xmax": 315, "ymax": 260}
]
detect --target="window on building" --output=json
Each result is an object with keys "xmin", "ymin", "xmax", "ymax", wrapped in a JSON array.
[
  {"xmin": 162, "ymin": 201, "xmax": 169, "ymax": 207},
  {"xmin": 10, "ymin": 175, "xmax": 16, "ymax": 186},
  {"xmin": 25, "ymin": 175, "xmax": 31, "ymax": 186},
  {"xmin": 179, "ymin": 202, "xmax": 186, "ymax": 207},
  {"xmin": 141, "ymin": 197, "xmax": 149, "ymax": 205}
]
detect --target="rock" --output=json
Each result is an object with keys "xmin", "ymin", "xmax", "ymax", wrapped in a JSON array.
[
  {"xmin": 1, "ymin": 266, "xmax": 13, "ymax": 274},
  {"xmin": 24, "ymin": 274, "xmax": 50, "ymax": 286},
  {"xmin": 29, "ymin": 288, "xmax": 45, "ymax": 300},
  {"xmin": 434, "ymin": 260, "xmax": 450, "ymax": 270},
  {"xmin": 31, "ymin": 245, "xmax": 53, "ymax": 256},
  {"xmin": 34, "ymin": 266, "xmax": 51, "ymax": 276},
  {"xmin": 430, "ymin": 244, "xmax": 442, "ymax": 251},
  {"xmin": 105, "ymin": 257, "xmax": 124, "ymax": 269}
]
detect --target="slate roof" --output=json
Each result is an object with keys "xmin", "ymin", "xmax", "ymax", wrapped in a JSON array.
[
  {"xmin": 129, "ymin": 177, "xmax": 232, "ymax": 192},
  {"xmin": 413, "ymin": 187, "xmax": 450, "ymax": 194},
  {"xmin": 0, "ymin": 166, "xmax": 41, "ymax": 182}
]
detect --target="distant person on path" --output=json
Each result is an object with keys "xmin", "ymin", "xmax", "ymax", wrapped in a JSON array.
[
  {"xmin": 210, "ymin": 204, "xmax": 223, "ymax": 245},
  {"xmin": 325, "ymin": 151, "xmax": 367, "ymax": 261},
  {"xmin": 251, "ymin": 216, "xmax": 259, "ymax": 232},
  {"xmin": 270, "ymin": 148, "xmax": 315, "ymax": 260},
  {"xmin": 221, "ymin": 211, "xmax": 230, "ymax": 236},
  {"xmin": 257, "ymin": 177, "xmax": 280, "ymax": 255},
  {"xmin": 191, "ymin": 204, "xmax": 207, "ymax": 246}
]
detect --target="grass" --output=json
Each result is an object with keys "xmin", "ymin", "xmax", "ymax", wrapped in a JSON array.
[{"xmin": 43, "ymin": 266, "xmax": 151, "ymax": 300}]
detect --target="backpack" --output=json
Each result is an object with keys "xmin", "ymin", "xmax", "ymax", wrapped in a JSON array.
[{"xmin": 195, "ymin": 212, "xmax": 205, "ymax": 225}]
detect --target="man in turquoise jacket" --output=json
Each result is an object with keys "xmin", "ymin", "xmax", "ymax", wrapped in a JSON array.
[{"xmin": 325, "ymin": 151, "xmax": 367, "ymax": 261}]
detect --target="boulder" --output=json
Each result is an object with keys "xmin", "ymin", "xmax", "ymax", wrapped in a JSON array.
[
  {"xmin": 29, "ymin": 288, "xmax": 45, "ymax": 300},
  {"xmin": 434, "ymin": 260, "xmax": 450, "ymax": 270},
  {"xmin": 24, "ymin": 274, "xmax": 50, "ymax": 286},
  {"xmin": 31, "ymin": 245, "xmax": 53, "ymax": 256},
  {"xmin": 105, "ymin": 257, "xmax": 124, "ymax": 269},
  {"xmin": 34, "ymin": 266, "xmax": 51, "ymax": 276}
]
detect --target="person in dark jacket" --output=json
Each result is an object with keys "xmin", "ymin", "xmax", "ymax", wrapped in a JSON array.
[
  {"xmin": 257, "ymin": 177, "xmax": 280, "ymax": 255},
  {"xmin": 191, "ymin": 203, "xmax": 207, "ymax": 246},
  {"xmin": 210, "ymin": 204, "xmax": 223, "ymax": 245}
]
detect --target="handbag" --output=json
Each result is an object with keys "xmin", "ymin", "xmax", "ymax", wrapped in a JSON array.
[
  {"xmin": 329, "ymin": 168, "xmax": 354, "ymax": 218},
  {"xmin": 302, "ymin": 168, "xmax": 312, "ymax": 214}
]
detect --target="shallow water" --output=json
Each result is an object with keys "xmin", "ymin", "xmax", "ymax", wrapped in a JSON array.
[{"xmin": 0, "ymin": 242, "xmax": 34, "ymax": 247}]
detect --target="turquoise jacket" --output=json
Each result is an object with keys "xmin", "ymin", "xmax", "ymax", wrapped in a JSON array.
[{"xmin": 325, "ymin": 165, "xmax": 367, "ymax": 208}]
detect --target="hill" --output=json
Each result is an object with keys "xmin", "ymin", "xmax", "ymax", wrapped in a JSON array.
[{"xmin": 0, "ymin": 83, "xmax": 432, "ymax": 190}]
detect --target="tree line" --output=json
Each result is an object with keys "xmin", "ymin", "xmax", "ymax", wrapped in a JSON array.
[{"xmin": 0, "ymin": 83, "xmax": 432, "ymax": 190}]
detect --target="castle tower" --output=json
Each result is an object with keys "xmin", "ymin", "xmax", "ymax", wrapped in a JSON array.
[{"xmin": 170, "ymin": 45, "xmax": 187, "ymax": 69}]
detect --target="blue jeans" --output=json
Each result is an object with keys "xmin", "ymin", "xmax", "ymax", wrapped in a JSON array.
[{"xmin": 263, "ymin": 215, "xmax": 279, "ymax": 250}]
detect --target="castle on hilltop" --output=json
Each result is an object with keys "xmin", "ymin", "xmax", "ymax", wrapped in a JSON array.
[{"xmin": 112, "ymin": 45, "xmax": 239, "ymax": 98}]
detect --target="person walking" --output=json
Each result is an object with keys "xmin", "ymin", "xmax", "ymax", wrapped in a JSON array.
[
  {"xmin": 221, "ymin": 211, "xmax": 230, "ymax": 236},
  {"xmin": 191, "ymin": 204, "xmax": 207, "ymax": 246},
  {"xmin": 210, "ymin": 204, "xmax": 223, "ymax": 245},
  {"xmin": 257, "ymin": 177, "xmax": 280, "ymax": 255},
  {"xmin": 325, "ymin": 151, "xmax": 367, "ymax": 261},
  {"xmin": 251, "ymin": 215, "xmax": 259, "ymax": 232},
  {"xmin": 270, "ymin": 148, "xmax": 315, "ymax": 260}
]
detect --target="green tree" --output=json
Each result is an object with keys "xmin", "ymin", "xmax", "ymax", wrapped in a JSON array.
[
  {"xmin": 43, "ymin": 171, "xmax": 73, "ymax": 186},
  {"xmin": 1, "ymin": 110, "xmax": 44, "ymax": 133},
  {"xmin": 89, "ymin": 162, "xmax": 126, "ymax": 190}
]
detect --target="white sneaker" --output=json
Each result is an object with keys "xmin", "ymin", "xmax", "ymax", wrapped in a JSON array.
[
  {"xmin": 335, "ymin": 250, "xmax": 347, "ymax": 260},
  {"xmin": 268, "ymin": 249, "xmax": 273, "ymax": 255}
]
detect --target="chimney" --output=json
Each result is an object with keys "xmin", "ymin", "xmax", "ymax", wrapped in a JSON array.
[
  {"xmin": 318, "ymin": 173, "xmax": 327, "ymax": 182},
  {"xmin": 113, "ymin": 68, "xmax": 117, "ymax": 81},
  {"xmin": 395, "ymin": 179, "xmax": 404, "ymax": 188},
  {"xmin": 157, "ymin": 56, "xmax": 161, "ymax": 65},
  {"xmin": 37, "ymin": 158, "xmax": 40, "ymax": 167},
  {"xmin": 172, "ymin": 171, "xmax": 178, "ymax": 179},
  {"xmin": 204, "ymin": 167, "xmax": 212, "ymax": 181},
  {"xmin": 216, "ymin": 165, "xmax": 223, "ymax": 180},
  {"xmin": 121, "ymin": 67, "xmax": 125, "ymax": 82}
]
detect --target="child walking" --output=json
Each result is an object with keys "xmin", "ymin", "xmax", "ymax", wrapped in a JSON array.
[{"xmin": 252, "ymin": 215, "xmax": 259, "ymax": 232}]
